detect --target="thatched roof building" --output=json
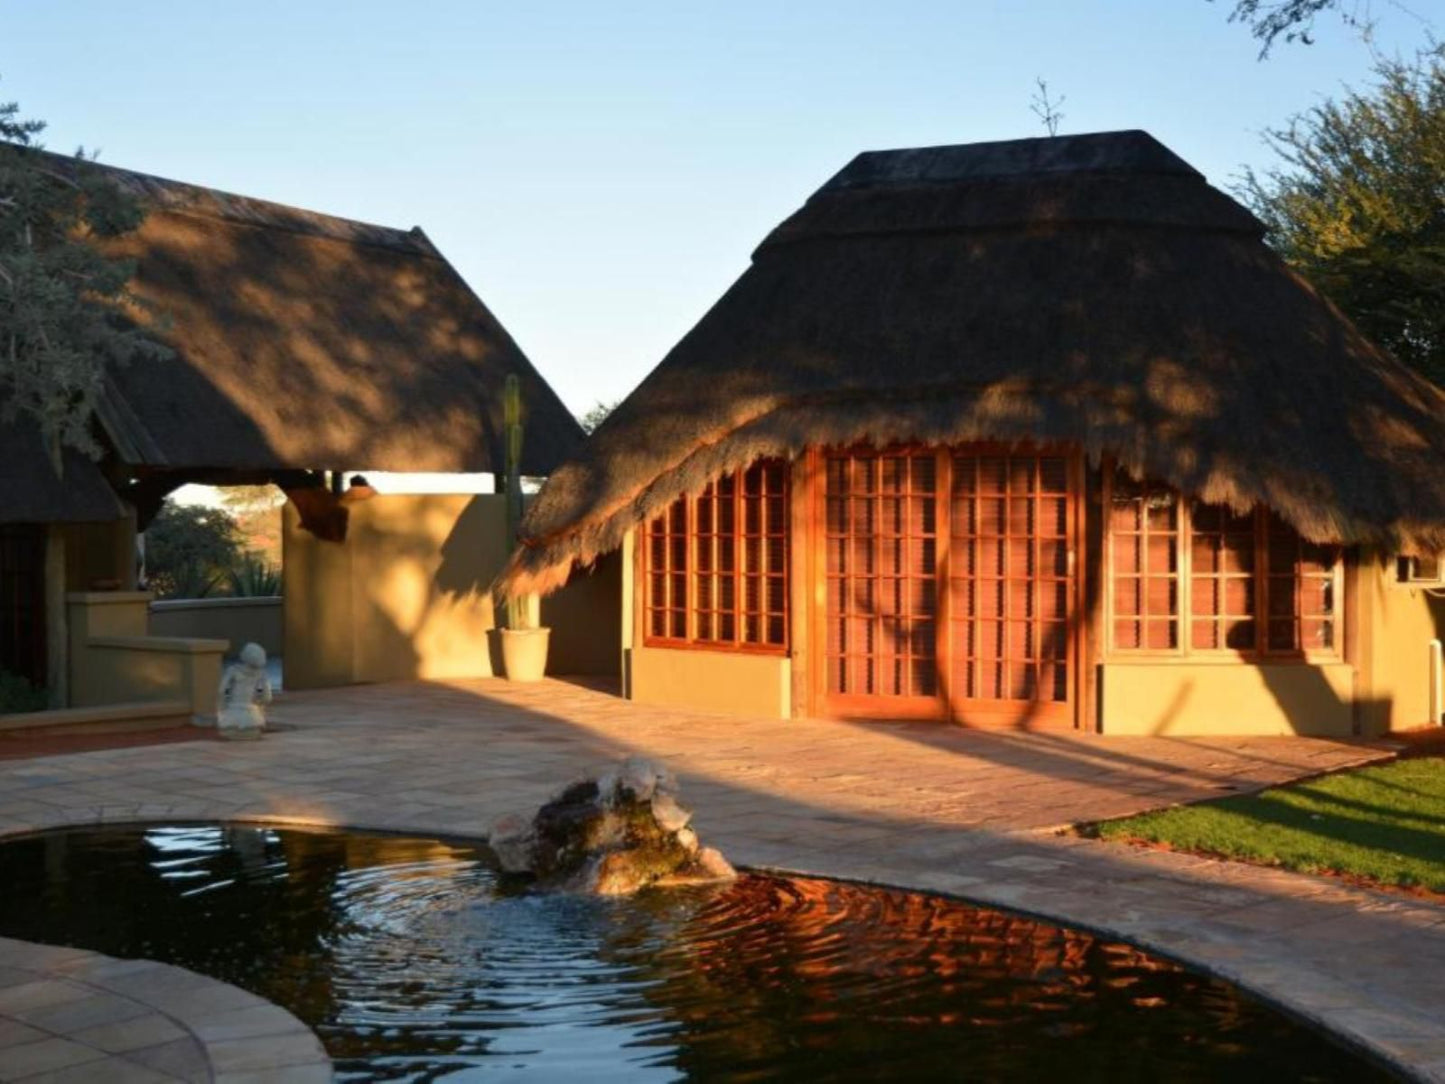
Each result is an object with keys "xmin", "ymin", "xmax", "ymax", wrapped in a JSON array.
[
  {"xmin": 30, "ymin": 151, "xmax": 582, "ymax": 485},
  {"xmin": 0, "ymin": 421, "xmax": 127, "ymax": 523},
  {"xmin": 507, "ymin": 129, "xmax": 1445, "ymax": 595}
]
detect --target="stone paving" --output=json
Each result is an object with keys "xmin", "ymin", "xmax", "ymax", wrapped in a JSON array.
[
  {"xmin": 0, "ymin": 677, "xmax": 1442, "ymax": 1080},
  {"xmin": 0, "ymin": 937, "xmax": 326, "ymax": 1083}
]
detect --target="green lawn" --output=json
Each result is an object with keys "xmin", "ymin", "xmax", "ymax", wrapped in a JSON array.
[{"xmin": 1089, "ymin": 757, "xmax": 1445, "ymax": 893}]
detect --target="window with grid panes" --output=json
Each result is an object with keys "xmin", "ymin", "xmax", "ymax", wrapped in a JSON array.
[
  {"xmin": 1109, "ymin": 474, "xmax": 1180, "ymax": 650},
  {"xmin": 1265, "ymin": 512, "xmax": 1340, "ymax": 654},
  {"xmin": 643, "ymin": 460, "xmax": 789, "ymax": 651},
  {"xmin": 1108, "ymin": 469, "xmax": 1341, "ymax": 658},
  {"xmin": 1189, "ymin": 501, "xmax": 1257, "ymax": 650}
]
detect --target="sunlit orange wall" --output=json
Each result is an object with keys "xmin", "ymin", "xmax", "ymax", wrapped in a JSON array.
[
  {"xmin": 1354, "ymin": 554, "xmax": 1445, "ymax": 734},
  {"xmin": 283, "ymin": 495, "xmax": 620, "ymax": 689}
]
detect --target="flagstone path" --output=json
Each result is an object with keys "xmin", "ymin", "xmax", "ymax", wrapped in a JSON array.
[{"xmin": 1, "ymin": 677, "xmax": 1441, "ymax": 1081}]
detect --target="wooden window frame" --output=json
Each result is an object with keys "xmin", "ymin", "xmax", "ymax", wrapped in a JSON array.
[
  {"xmin": 1103, "ymin": 470, "xmax": 1344, "ymax": 664},
  {"xmin": 1106, "ymin": 475, "xmax": 1182, "ymax": 652},
  {"xmin": 641, "ymin": 460, "xmax": 790, "ymax": 655},
  {"xmin": 1397, "ymin": 555, "xmax": 1445, "ymax": 585}
]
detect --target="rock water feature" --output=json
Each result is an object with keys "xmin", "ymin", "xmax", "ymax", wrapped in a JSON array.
[{"xmin": 489, "ymin": 756, "xmax": 736, "ymax": 894}]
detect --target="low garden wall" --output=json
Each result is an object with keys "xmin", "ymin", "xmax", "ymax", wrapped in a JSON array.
[
  {"xmin": 66, "ymin": 592, "xmax": 226, "ymax": 724},
  {"xmin": 149, "ymin": 596, "xmax": 283, "ymax": 657}
]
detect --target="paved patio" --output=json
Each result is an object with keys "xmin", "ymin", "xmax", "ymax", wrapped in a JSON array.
[
  {"xmin": 1, "ymin": 678, "xmax": 1443, "ymax": 1081},
  {"xmin": 0, "ymin": 937, "xmax": 327, "ymax": 1083}
]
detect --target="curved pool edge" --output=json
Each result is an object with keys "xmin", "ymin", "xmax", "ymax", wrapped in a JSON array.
[
  {"xmin": 0, "ymin": 807, "xmax": 1440, "ymax": 1083},
  {"xmin": 0, "ymin": 934, "xmax": 331, "ymax": 1082},
  {"xmin": 742, "ymin": 857, "xmax": 1428, "ymax": 1084}
]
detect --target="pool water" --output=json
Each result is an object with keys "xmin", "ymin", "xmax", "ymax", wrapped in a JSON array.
[{"xmin": 0, "ymin": 825, "xmax": 1392, "ymax": 1082}]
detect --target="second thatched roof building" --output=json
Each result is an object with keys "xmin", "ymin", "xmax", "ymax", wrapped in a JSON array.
[{"xmin": 504, "ymin": 129, "xmax": 1445, "ymax": 737}]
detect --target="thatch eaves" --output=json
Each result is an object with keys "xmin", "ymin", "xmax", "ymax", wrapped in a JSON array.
[
  {"xmin": 504, "ymin": 130, "xmax": 1445, "ymax": 595},
  {"xmin": 37, "ymin": 151, "xmax": 582, "ymax": 477},
  {"xmin": 0, "ymin": 420, "xmax": 127, "ymax": 524}
]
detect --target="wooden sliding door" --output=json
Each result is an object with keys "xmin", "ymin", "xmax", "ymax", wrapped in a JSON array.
[
  {"xmin": 945, "ymin": 450, "xmax": 1077, "ymax": 727},
  {"xmin": 817, "ymin": 445, "xmax": 1080, "ymax": 728},
  {"xmin": 822, "ymin": 449, "xmax": 941, "ymax": 717}
]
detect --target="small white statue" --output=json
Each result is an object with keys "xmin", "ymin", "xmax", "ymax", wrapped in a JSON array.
[{"xmin": 217, "ymin": 642, "xmax": 272, "ymax": 740}]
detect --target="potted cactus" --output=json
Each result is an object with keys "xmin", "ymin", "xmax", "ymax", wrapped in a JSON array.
[{"xmin": 498, "ymin": 374, "xmax": 550, "ymax": 682}]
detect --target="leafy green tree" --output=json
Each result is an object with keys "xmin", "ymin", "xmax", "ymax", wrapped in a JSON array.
[
  {"xmin": 143, "ymin": 500, "xmax": 242, "ymax": 599},
  {"xmin": 0, "ymin": 83, "xmax": 169, "ymax": 470},
  {"xmin": 1241, "ymin": 46, "xmax": 1445, "ymax": 384}
]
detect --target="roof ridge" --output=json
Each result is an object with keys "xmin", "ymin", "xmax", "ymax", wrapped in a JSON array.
[
  {"xmin": 824, "ymin": 129, "xmax": 1201, "ymax": 191},
  {"xmin": 24, "ymin": 146, "xmax": 430, "ymax": 255}
]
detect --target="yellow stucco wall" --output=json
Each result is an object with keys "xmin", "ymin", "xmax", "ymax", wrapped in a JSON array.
[
  {"xmin": 60, "ymin": 517, "xmax": 136, "ymax": 591},
  {"xmin": 65, "ymin": 592, "xmax": 225, "ymax": 722},
  {"xmin": 541, "ymin": 551, "xmax": 623, "ymax": 679},
  {"xmin": 284, "ymin": 494, "xmax": 620, "ymax": 689},
  {"xmin": 1354, "ymin": 554, "xmax": 1445, "ymax": 734},
  {"xmin": 1100, "ymin": 662, "xmax": 1356, "ymax": 737},
  {"xmin": 630, "ymin": 644, "xmax": 792, "ymax": 718},
  {"xmin": 284, "ymin": 495, "xmax": 506, "ymax": 689},
  {"xmin": 149, "ymin": 597, "xmax": 284, "ymax": 657}
]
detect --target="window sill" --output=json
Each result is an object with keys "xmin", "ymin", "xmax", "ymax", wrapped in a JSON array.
[
  {"xmin": 1103, "ymin": 652, "xmax": 1344, "ymax": 666},
  {"xmin": 641, "ymin": 637, "xmax": 789, "ymax": 658}
]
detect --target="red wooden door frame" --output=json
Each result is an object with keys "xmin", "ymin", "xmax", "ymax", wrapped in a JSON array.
[{"xmin": 807, "ymin": 443, "xmax": 1083, "ymax": 729}]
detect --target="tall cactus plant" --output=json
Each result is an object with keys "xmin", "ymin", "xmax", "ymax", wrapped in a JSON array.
[{"xmin": 502, "ymin": 374, "xmax": 537, "ymax": 630}]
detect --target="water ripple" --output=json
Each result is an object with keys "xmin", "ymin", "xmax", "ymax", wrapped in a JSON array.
[{"xmin": 0, "ymin": 825, "xmax": 1394, "ymax": 1083}]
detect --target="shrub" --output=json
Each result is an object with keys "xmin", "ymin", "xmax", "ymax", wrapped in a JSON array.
[
  {"xmin": 0, "ymin": 670, "xmax": 48, "ymax": 714},
  {"xmin": 227, "ymin": 553, "xmax": 282, "ymax": 597},
  {"xmin": 144, "ymin": 500, "xmax": 241, "ymax": 599}
]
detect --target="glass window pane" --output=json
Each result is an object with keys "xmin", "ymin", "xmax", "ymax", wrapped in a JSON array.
[
  {"xmin": 1146, "ymin": 492, "xmax": 1178, "ymax": 531},
  {"xmin": 1145, "ymin": 619, "xmax": 1177, "ymax": 650},
  {"xmin": 648, "ymin": 458, "xmax": 788, "ymax": 650},
  {"xmin": 1268, "ymin": 619, "xmax": 1297, "ymax": 652}
]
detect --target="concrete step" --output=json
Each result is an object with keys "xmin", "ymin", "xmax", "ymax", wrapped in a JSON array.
[{"xmin": 0, "ymin": 700, "xmax": 193, "ymax": 737}]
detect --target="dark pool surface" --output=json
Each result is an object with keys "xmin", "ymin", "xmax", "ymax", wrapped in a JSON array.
[{"xmin": 0, "ymin": 825, "xmax": 1393, "ymax": 1082}]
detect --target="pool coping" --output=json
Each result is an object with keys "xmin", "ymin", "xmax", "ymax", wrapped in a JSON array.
[
  {"xmin": 0, "ymin": 811, "xmax": 1436, "ymax": 1083},
  {"xmin": 0, "ymin": 933, "xmax": 329, "ymax": 1083}
]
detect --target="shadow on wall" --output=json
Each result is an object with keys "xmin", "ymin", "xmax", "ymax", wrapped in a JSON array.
[
  {"xmin": 285, "ymin": 494, "xmax": 621, "ymax": 691},
  {"xmin": 437, "ymin": 496, "xmax": 624, "ymax": 678}
]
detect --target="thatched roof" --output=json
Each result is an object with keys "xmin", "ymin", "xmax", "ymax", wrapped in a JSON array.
[
  {"xmin": 505, "ymin": 129, "xmax": 1445, "ymax": 595},
  {"xmin": 0, "ymin": 421, "xmax": 127, "ymax": 524},
  {"xmin": 44, "ymin": 151, "xmax": 582, "ymax": 476}
]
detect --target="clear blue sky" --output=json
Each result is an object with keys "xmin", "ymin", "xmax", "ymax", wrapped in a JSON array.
[{"xmin": 4, "ymin": 1, "xmax": 1438, "ymax": 416}]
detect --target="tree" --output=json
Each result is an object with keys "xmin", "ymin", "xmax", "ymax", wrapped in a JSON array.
[
  {"xmin": 1240, "ymin": 46, "xmax": 1445, "ymax": 385},
  {"xmin": 1029, "ymin": 79, "xmax": 1065, "ymax": 137},
  {"xmin": 1221, "ymin": 1, "xmax": 1379, "ymax": 56},
  {"xmin": 219, "ymin": 484, "xmax": 285, "ymax": 516},
  {"xmin": 0, "ymin": 83, "xmax": 169, "ymax": 471},
  {"xmin": 142, "ymin": 499, "xmax": 242, "ymax": 599},
  {"xmin": 577, "ymin": 399, "xmax": 619, "ymax": 435},
  {"xmin": 219, "ymin": 484, "xmax": 285, "ymax": 565}
]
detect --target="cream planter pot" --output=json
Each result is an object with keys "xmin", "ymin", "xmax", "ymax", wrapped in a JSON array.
[{"xmin": 501, "ymin": 628, "xmax": 551, "ymax": 682}]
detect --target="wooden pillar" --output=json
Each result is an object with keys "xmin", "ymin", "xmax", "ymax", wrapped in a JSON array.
[
  {"xmin": 1080, "ymin": 456, "xmax": 1106, "ymax": 732},
  {"xmin": 788, "ymin": 448, "xmax": 819, "ymax": 719},
  {"xmin": 44, "ymin": 525, "xmax": 67, "ymax": 709},
  {"xmin": 620, "ymin": 528, "xmax": 636, "ymax": 699}
]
